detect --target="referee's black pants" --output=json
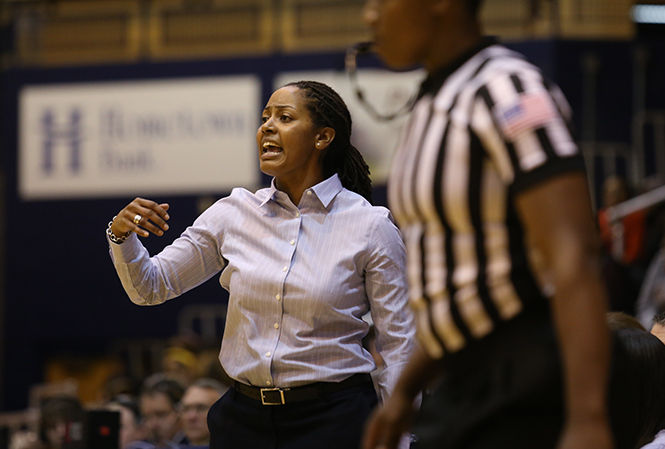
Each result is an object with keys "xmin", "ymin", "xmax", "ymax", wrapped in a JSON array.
[
  {"xmin": 413, "ymin": 304, "xmax": 564, "ymax": 449},
  {"xmin": 207, "ymin": 375, "xmax": 378, "ymax": 449}
]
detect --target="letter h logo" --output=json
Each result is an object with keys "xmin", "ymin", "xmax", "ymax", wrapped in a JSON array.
[{"xmin": 41, "ymin": 108, "xmax": 82, "ymax": 175}]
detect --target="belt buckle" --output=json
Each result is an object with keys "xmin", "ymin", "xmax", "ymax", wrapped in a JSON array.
[{"xmin": 260, "ymin": 387, "xmax": 288, "ymax": 405}]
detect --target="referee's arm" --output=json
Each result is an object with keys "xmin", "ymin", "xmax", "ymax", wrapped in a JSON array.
[{"xmin": 516, "ymin": 173, "xmax": 612, "ymax": 449}]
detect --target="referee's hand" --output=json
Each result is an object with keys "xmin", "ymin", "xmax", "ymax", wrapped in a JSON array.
[
  {"xmin": 557, "ymin": 418, "xmax": 613, "ymax": 449},
  {"xmin": 362, "ymin": 390, "xmax": 414, "ymax": 449}
]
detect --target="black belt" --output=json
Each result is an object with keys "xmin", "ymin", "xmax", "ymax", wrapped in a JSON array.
[{"xmin": 233, "ymin": 373, "xmax": 372, "ymax": 406}]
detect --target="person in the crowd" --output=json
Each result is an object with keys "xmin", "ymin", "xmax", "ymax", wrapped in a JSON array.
[
  {"xmin": 106, "ymin": 80, "xmax": 415, "ymax": 449},
  {"xmin": 105, "ymin": 395, "xmax": 148, "ymax": 449},
  {"xmin": 609, "ymin": 327, "xmax": 665, "ymax": 449},
  {"xmin": 162, "ymin": 335, "xmax": 203, "ymax": 387},
  {"xmin": 179, "ymin": 379, "xmax": 228, "ymax": 448},
  {"xmin": 36, "ymin": 395, "xmax": 86, "ymax": 449},
  {"xmin": 361, "ymin": 0, "xmax": 612, "ymax": 448},
  {"xmin": 139, "ymin": 375, "xmax": 187, "ymax": 448}
]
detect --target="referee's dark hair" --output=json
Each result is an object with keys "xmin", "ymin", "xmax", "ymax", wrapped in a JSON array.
[{"xmin": 285, "ymin": 80, "xmax": 373, "ymax": 204}]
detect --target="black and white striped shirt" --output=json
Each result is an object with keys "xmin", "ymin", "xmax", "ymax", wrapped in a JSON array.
[{"xmin": 388, "ymin": 39, "xmax": 585, "ymax": 358}]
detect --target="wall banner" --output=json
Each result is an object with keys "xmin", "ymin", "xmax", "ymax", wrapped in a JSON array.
[{"xmin": 19, "ymin": 76, "xmax": 260, "ymax": 199}]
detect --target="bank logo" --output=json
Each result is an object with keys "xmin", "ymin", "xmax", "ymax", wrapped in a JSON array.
[{"xmin": 40, "ymin": 108, "xmax": 83, "ymax": 175}]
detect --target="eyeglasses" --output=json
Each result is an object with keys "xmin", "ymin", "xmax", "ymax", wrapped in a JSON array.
[
  {"xmin": 142, "ymin": 409, "xmax": 176, "ymax": 422},
  {"xmin": 179, "ymin": 403, "xmax": 210, "ymax": 414},
  {"xmin": 345, "ymin": 41, "xmax": 417, "ymax": 122}
]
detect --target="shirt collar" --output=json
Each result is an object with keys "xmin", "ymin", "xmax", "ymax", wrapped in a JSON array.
[
  {"xmin": 259, "ymin": 179, "xmax": 280, "ymax": 208},
  {"xmin": 310, "ymin": 173, "xmax": 343, "ymax": 208},
  {"xmin": 417, "ymin": 36, "xmax": 498, "ymax": 100},
  {"xmin": 258, "ymin": 173, "xmax": 343, "ymax": 209}
]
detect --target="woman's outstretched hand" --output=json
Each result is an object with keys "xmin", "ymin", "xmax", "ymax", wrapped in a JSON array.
[{"xmin": 111, "ymin": 197, "xmax": 170, "ymax": 239}]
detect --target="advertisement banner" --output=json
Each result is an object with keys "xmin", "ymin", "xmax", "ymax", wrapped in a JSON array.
[{"xmin": 19, "ymin": 76, "xmax": 261, "ymax": 199}]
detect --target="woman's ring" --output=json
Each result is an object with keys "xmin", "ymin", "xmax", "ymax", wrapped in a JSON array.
[{"xmin": 133, "ymin": 214, "xmax": 142, "ymax": 225}]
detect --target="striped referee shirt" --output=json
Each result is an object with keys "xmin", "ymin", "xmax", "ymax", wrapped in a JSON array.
[{"xmin": 389, "ymin": 38, "xmax": 585, "ymax": 359}]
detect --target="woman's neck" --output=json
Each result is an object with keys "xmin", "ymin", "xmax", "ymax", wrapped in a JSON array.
[{"xmin": 275, "ymin": 171, "xmax": 325, "ymax": 206}]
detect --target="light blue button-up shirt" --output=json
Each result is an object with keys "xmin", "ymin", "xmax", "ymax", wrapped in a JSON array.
[{"xmin": 109, "ymin": 174, "xmax": 414, "ymax": 400}]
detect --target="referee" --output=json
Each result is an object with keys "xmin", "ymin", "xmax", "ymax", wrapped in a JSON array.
[{"xmin": 362, "ymin": 1, "xmax": 612, "ymax": 449}]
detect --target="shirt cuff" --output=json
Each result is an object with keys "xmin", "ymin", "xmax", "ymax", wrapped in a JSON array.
[{"xmin": 108, "ymin": 232, "xmax": 143, "ymax": 264}]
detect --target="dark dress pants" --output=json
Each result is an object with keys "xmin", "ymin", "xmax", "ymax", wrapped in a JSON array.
[
  {"xmin": 413, "ymin": 304, "xmax": 564, "ymax": 449},
  {"xmin": 207, "ymin": 380, "xmax": 378, "ymax": 449}
]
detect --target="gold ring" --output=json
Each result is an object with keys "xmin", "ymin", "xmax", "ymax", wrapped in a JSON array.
[{"xmin": 133, "ymin": 214, "xmax": 142, "ymax": 225}]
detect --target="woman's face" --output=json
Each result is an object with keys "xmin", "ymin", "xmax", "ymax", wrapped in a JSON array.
[
  {"xmin": 256, "ymin": 86, "xmax": 322, "ymax": 184},
  {"xmin": 363, "ymin": 0, "xmax": 436, "ymax": 69}
]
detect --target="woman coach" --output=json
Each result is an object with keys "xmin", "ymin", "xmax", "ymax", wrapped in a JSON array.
[{"xmin": 106, "ymin": 80, "xmax": 414, "ymax": 449}]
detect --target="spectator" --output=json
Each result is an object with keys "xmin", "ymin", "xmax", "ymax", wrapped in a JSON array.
[
  {"xmin": 162, "ymin": 335, "xmax": 202, "ymax": 387},
  {"xmin": 179, "ymin": 379, "xmax": 228, "ymax": 448},
  {"xmin": 106, "ymin": 395, "xmax": 147, "ymax": 449},
  {"xmin": 139, "ymin": 375, "xmax": 187, "ymax": 449},
  {"xmin": 38, "ymin": 395, "xmax": 86, "ymax": 449}
]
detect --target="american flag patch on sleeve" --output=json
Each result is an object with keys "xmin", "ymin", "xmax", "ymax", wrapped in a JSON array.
[{"xmin": 496, "ymin": 92, "xmax": 556, "ymax": 140}]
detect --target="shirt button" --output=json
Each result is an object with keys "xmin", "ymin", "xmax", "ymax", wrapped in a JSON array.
[
  {"xmin": 306, "ymin": 190, "xmax": 312, "ymax": 196},
  {"xmin": 282, "ymin": 266, "xmax": 288, "ymax": 272},
  {"xmin": 275, "ymin": 293, "xmax": 281, "ymax": 301},
  {"xmin": 289, "ymin": 240, "xmax": 295, "ymax": 245},
  {"xmin": 266, "ymin": 380, "xmax": 272, "ymax": 386},
  {"xmin": 265, "ymin": 351, "xmax": 271, "ymax": 357},
  {"xmin": 295, "ymin": 211, "xmax": 300, "ymax": 217},
  {"xmin": 274, "ymin": 323, "xmax": 279, "ymax": 329}
]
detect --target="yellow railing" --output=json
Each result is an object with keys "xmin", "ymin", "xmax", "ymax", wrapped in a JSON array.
[{"xmin": 3, "ymin": 0, "xmax": 638, "ymax": 67}]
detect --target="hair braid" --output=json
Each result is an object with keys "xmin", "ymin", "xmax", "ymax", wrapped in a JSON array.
[{"xmin": 285, "ymin": 80, "xmax": 373, "ymax": 203}]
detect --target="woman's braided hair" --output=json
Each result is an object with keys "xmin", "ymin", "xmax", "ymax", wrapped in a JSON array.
[{"xmin": 285, "ymin": 80, "xmax": 373, "ymax": 203}]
